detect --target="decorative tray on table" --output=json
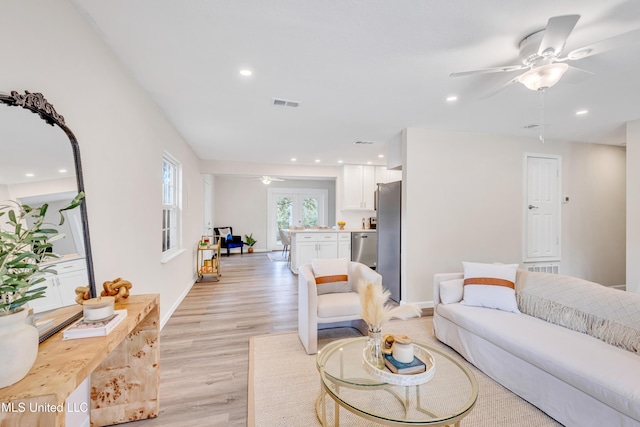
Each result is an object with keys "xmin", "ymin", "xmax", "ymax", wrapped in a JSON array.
[{"xmin": 362, "ymin": 345, "xmax": 436, "ymax": 386}]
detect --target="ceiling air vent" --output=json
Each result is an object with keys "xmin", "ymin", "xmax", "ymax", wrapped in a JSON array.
[
  {"xmin": 272, "ymin": 98, "xmax": 300, "ymax": 108},
  {"xmin": 524, "ymin": 124, "xmax": 539, "ymax": 129},
  {"xmin": 354, "ymin": 141, "xmax": 375, "ymax": 145}
]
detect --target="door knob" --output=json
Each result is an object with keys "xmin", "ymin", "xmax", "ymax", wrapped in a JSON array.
[{"xmin": 528, "ymin": 204, "xmax": 538, "ymax": 210}]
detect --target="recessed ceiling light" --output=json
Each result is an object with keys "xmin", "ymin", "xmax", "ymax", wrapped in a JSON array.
[
  {"xmin": 290, "ymin": 158, "xmax": 297, "ymax": 162},
  {"xmin": 25, "ymin": 173, "xmax": 34, "ymax": 177},
  {"xmin": 59, "ymin": 169, "xmax": 67, "ymax": 173},
  {"xmin": 239, "ymin": 69, "xmax": 252, "ymax": 77},
  {"xmin": 576, "ymin": 110, "xmax": 588, "ymax": 115},
  {"xmin": 378, "ymin": 154, "xmax": 384, "ymax": 158},
  {"xmin": 367, "ymin": 161, "xmax": 372, "ymax": 165},
  {"xmin": 338, "ymin": 160, "xmax": 344, "ymax": 164},
  {"xmin": 315, "ymin": 159, "xmax": 321, "ymax": 163},
  {"xmin": 446, "ymin": 96, "xmax": 458, "ymax": 102}
]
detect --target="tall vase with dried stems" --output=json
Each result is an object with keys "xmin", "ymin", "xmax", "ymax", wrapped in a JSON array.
[{"xmin": 357, "ymin": 280, "xmax": 421, "ymax": 369}]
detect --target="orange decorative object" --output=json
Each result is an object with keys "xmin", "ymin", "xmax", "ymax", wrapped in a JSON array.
[
  {"xmin": 101, "ymin": 277, "xmax": 133, "ymax": 301},
  {"xmin": 74, "ymin": 286, "xmax": 91, "ymax": 305}
]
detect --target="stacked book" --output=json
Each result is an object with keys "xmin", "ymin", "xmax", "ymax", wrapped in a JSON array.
[
  {"xmin": 63, "ymin": 309, "xmax": 127, "ymax": 340},
  {"xmin": 383, "ymin": 353, "xmax": 427, "ymax": 375}
]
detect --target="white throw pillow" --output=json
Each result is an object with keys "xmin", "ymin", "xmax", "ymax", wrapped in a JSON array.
[
  {"xmin": 462, "ymin": 262, "xmax": 520, "ymax": 313},
  {"xmin": 217, "ymin": 227, "xmax": 231, "ymax": 238},
  {"xmin": 439, "ymin": 279, "xmax": 464, "ymax": 304},
  {"xmin": 311, "ymin": 258, "xmax": 351, "ymax": 295}
]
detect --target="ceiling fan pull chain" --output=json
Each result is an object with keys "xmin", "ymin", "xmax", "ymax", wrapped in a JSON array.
[{"xmin": 539, "ymin": 88, "xmax": 545, "ymax": 143}]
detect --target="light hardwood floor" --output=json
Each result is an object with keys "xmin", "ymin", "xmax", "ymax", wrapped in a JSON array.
[{"xmin": 131, "ymin": 252, "xmax": 298, "ymax": 427}]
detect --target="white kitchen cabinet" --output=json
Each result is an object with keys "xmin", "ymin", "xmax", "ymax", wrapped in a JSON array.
[
  {"xmin": 343, "ymin": 165, "xmax": 376, "ymax": 210},
  {"xmin": 28, "ymin": 275, "xmax": 62, "ymax": 313},
  {"xmin": 338, "ymin": 232, "xmax": 351, "ymax": 259},
  {"xmin": 28, "ymin": 258, "xmax": 88, "ymax": 314},
  {"xmin": 375, "ymin": 166, "xmax": 402, "ymax": 184},
  {"xmin": 291, "ymin": 232, "xmax": 341, "ymax": 273},
  {"xmin": 296, "ymin": 240, "xmax": 319, "ymax": 269},
  {"xmin": 317, "ymin": 240, "xmax": 338, "ymax": 259}
]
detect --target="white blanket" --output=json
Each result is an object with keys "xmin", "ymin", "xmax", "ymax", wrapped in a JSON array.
[{"xmin": 516, "ymin": 270, "xmax": 640, "ymax": 354}]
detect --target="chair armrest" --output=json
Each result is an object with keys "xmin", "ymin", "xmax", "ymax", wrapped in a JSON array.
[
  {"xmin": 298, "ymin": 264, "xmax": 319, "ymax": 317},
  {"xmin": 348, "ymin": 261, "xmax": 382, "ymax": 290}
]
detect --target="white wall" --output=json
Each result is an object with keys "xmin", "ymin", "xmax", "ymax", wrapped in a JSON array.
[
  {"xmin": 402, "ymin": 128, "xmax": 626, "ymax": 305},
  {"xmin": 213, "ymin": 176, "xmax": 335, "ymax": 252},
  {"xmin": 2, "ymin": 0, "xmax": 203, "ymax": 325},
  {"xmin": 627, "ymin": 119, "xmax": 640, "ymax": 294},
  {"xmin": 8, "ymin": 178, "xmax": 77, "ymax": 200},
  {"xmin": 200, "ymin": 159, "xmax": 369, "ymax": 232}
]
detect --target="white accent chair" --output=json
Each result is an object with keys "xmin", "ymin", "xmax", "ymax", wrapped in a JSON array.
[{"xmin": 298, "ymin": 261, "xmax": 382, "ymax": 354}]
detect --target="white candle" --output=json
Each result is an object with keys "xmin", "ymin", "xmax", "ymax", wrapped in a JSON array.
[{"xmin": 83, "ymin": 296, "xmax": 115, "ymax": 321}]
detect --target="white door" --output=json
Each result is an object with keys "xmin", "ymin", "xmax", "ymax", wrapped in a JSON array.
[
  {"xmin": 525, "ymin": 154, "xmax": 561, "ymax": 261},
  {"xmin": 267, "ymin": 188, "xmax": 328, "ymax": 250}
]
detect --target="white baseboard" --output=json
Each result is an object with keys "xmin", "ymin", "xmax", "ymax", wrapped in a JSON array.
[
  {"xmin": 402, "ymin": 300, "xmax": 434, "ymax": 309},
  {"xmin": 160, "ymin": 279, "xmax": 196, "ymax": 330}
]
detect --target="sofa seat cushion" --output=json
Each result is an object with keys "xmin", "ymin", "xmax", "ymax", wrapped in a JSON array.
[
  {"xmin": 317, "ymin": 292, "xmax": 360, "ymax": 319},
  {"xmin": 437, "ymin": 303, "xmax": 640, "ymax": 421}
]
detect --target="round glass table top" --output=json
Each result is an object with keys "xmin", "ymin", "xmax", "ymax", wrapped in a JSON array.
[{"xmin": 316, "ymin": 337, "xmax": 478, "ymax": 425}]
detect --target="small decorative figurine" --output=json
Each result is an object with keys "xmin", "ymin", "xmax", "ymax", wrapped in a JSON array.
[{"xmin": 101, "ymin": 277, "xmax": 133, "ymax": 301}]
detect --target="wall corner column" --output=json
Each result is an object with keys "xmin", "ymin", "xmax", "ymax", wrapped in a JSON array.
[{"xmin": 627, "ymin": 120, "xmax": 640, "ymax": 294}]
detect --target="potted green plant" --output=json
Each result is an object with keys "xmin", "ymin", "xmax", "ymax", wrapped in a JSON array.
[
  {"xmin": 0, "ymin": 193, "xmax": 83, "ymax": 388},
  {"xmin": 244, "ymin": 233, "xmax": 256, "ymax": 253}
]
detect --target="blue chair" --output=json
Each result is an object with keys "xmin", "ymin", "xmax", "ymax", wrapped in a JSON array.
[{"xmin": 214, "ymin": 226, "xmax": 244, "ymax": 257}]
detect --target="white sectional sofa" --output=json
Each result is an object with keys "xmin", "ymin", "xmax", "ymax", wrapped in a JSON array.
[{"xmin": 433, "ymin": 269, "xmax": 640, "ymax": 427}]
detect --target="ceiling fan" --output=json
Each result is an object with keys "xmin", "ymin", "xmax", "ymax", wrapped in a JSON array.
[
  {"xmin": 255, "ymin": 175, "xmax": 285, "ymax": 185},
  {"xmin": 451, "ymin": 14, "xmax": 640, "ymax": 94}
]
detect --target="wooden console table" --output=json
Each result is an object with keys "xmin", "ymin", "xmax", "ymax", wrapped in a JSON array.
[{"xmin": 0, "ymin": 294, "xmax": 160, "ymax": 427}]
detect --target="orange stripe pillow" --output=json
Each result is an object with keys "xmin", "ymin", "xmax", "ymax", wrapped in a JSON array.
[
  {"xmin": 312, "ymin": 258, "xmax": 351, "ymax": 295},
  {"xmin": 462, "ymin": 262, "xmax": 520, "ymax": 313}
]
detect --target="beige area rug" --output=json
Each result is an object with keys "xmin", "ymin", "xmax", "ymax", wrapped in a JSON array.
[{"xmin": 248, "ymin": 317, "xmax": 562, "ymax": 426}]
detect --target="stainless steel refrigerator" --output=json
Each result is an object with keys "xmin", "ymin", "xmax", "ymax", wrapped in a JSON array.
[{"xmin": 376, "ymin": 181, "xmax": 401, "ymax": 302}]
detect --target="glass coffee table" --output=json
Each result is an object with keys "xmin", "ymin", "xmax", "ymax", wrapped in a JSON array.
[{"xmin": 316, "ymin": 337, "xmax": 478, "ymax": 426}]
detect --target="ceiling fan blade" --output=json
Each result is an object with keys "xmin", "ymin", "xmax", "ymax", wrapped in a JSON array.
[
  {"xmin": 561, "ymin": 65, "xmax": 594, "ymax": 84},
  {"xmin": 450, "ymin": 65, "xmax": 525, "ymax": 78},
  {"xmin": 538, "ymin": 15, "xmax": 580, "ymax": 57},
  {"xmin": 566, "ymin": 27, "xmax": 640, "ymax": 60},
  {"xmin": 478, "ymin": 74, "xmax": 522, "ymax": 99}
]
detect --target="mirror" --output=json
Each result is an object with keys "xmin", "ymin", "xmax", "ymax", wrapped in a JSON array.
[{"xmin": 0, "ymin": 91, "xmax": 96, "ymax": 342}]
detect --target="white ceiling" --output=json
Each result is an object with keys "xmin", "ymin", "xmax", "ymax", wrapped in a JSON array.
[
  {"xmin": 70, "ymin": 0, "xmax": 640, "ymax": 167},
  {"xmin": 0, "ymin": 105, "xmax": 76, "ymax": 185}
]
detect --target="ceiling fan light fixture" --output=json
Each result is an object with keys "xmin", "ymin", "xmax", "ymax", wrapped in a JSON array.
[{"xmin": 518, "ymin": 63, "xmax": 569, "ymax": 91}]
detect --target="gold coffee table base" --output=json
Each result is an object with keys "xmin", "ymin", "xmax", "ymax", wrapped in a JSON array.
[{"xmin": 315, "ymin": 338, "xmax": 477, "ymax": 426}]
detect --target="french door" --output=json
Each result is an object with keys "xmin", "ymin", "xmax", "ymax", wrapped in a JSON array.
[{"xmin": 267, "ymin": 188, "xmax": 328, "ymax": 250}]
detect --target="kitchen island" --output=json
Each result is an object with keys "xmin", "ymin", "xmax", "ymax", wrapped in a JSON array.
[{"xmin": 286, "ymin": 229, "xmax": 376, "ymax": 274}]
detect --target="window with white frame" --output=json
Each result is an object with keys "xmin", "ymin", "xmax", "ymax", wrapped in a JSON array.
[{"xmin": 162, "ymin": 153, "xmax": 181, "ymax": 258}]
